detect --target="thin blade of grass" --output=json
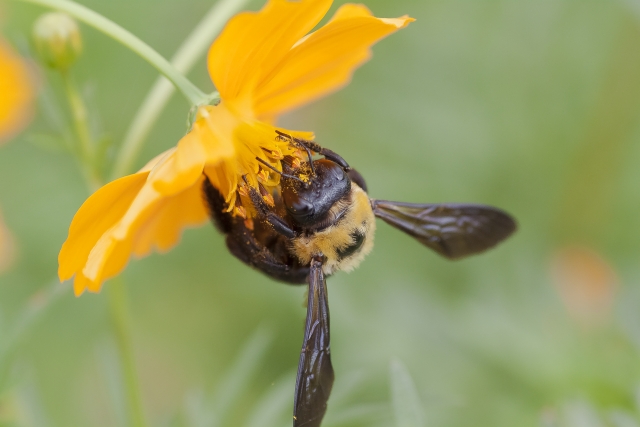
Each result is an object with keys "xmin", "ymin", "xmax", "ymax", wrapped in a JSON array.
[
  {"xmin": 390, "ymin": 359, "xmax": 426, "ymax": 427},
  {"xmin": 325, "ymin": 370, "xmax": 367, "ymax": 407},
  {"xmin": 187, "ymin": 326, "xmax": 273, "ymax": 427},
  {"xmin": 0, "ymin": 280, "xmax": 68, "ymax": 392},
  {"xmin": 243, "ymin": 372, "xmax": 294, "ymax": 427}
]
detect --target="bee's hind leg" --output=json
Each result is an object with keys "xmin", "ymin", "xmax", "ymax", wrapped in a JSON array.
[
  {"xmin": 202, "ymin": 177, "xmax": 307, "ymax": 284},
  {"xmin": 225, "ymin": 224, "xmax": 308, "ymax": 284}
]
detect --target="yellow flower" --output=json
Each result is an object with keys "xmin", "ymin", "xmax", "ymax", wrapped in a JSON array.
[
  {"xmin": 0, "ymin": 39, "xmax": 33, "ymax": 273},
  {"xmin": 0, "ymin": 38, "xmax": 35, "ymax": 143},
  {"xmin": 59, "ymin": 0, "xmax": 414, "ymax": 296}
]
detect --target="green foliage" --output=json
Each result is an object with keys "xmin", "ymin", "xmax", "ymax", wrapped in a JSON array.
[{"xmin": 2, "ymin": 0, "xmax": 640, "ymax": 426}]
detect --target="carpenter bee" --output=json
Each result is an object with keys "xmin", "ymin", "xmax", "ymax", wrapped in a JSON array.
[{"xmin": 202, "ymin": 131, "xmax": 516, "ymax": 427}]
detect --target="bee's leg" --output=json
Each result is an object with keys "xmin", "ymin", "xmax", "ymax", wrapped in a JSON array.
[
  {"xmin": 274, "ymin": 130, "xmax": 350, "ymax": 171},
  {"xmin": 225, "ymin": 225, "xmax": 308, "ymax": 284},
  {"xmin": 242, "ymin": 178, "xmax": 296, "ymax": 239},
  {"xmin": 295, "ymin": 135, "xmax": 369, "ymax": 191}
]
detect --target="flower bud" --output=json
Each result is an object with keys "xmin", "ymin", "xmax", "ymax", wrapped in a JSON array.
[{"xmin": 32, "ymin": 12, "xmax": 82, "ymax": 71}]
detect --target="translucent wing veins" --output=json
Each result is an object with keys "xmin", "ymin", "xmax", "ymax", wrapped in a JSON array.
[
  {"xmin": 293, "ymin": 255, "xmax": 334, "ymax": 427},
  {"xmin": 372, "ymin": 200, "xmax": 517, "ymax": 259}
]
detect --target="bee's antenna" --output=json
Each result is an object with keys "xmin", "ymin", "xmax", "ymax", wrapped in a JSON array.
[
  {"xmin": 256, "ymin": 157, "xmax": 305, "ymax": 184},
  {"xmin": 275, "ymin": 130, "xmax": 315, "ymax": 175}
]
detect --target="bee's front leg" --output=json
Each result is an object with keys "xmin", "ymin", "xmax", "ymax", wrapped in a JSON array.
[
  {"xmin": 242, "ymin": 176, "xmax": 296, "ymax": 238},
  {"xmin": 294, "ymin": 138, "xmax": 350, "ymax": 171}
]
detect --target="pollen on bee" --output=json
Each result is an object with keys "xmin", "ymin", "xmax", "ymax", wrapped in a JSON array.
[
  {"xmin": 244, "ymin": 218, "xmax": 254, "ymax": 230},
  {"xmin": 284, "ymin": 155, "xmax": 301, "ymax": 169},
  {"xmin": 258, "ymin": 182, "xmax": 275, "ymax": 207},
  {"xmin": 263, "ymin": 193, "xmax": 275, "ymax": 207}
]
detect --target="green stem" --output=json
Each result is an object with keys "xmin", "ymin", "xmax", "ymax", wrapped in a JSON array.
[
  {"xmin": 107, "ymin": 278, "xmax": 147, "ymax": 427},
  {"xmin": 58, "ymin": 47, "xmax": 145, "ymax": 427},
  {"xmin": 14, "ymin": 0, "xmax": 207, "ymax": 105},
  {"xmin": 110, "ymin": 0, "xmax": 248, "ymax": 179},
  {"xmin": 60, "ymin": 70, "xmax": 101, "ymax": 191}
]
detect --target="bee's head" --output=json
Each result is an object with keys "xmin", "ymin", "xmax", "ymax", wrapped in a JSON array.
[{"xmin": 281, "ymin": 159, "xmax": 351, "ymax": 227}]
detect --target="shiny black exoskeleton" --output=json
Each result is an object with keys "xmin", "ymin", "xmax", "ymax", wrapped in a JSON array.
[{"xmin": 281, "ymin": 159, "xmax": 351, "ymax": 228}]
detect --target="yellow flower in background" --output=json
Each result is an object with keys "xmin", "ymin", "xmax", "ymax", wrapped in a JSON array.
[
  {"xmin": 0, "ymin": 39, "xmax": 35, "ymax": 143},
  {"xmin": 59, "ymin": 0, "xmax": 414, "ymax": 296},
  {"xmin": 0, "ymin": 39, "xmax": 32, "ymax": 274}
]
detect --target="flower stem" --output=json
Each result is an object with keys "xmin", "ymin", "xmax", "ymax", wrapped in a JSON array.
[
  {"xmin": 110, "ymin": 0, "xmax": 248, "ymax": 179},
  {"xmin": 52, "ymin": 20, "xmax": 146, "ymax": 426},
  {"xmin": 13, "ymin": 0, "xmax": 207, "ymax": 106},
  {"xmin": 60, "ymin": 70, "xmax": 101, "ymax": 191},
  {"xmin": 107, "ymin": 278, "xmax": 147, "ymax": 427}
]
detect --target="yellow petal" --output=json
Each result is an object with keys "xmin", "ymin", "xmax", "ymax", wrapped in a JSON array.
[
  {"xmin": 254, "ymin": 5, "xmax": 414, "ymax": 118},
  {"xmin": 150, "ymin": 105, "xmax": 242, "ymax": 196},
  {"xmin": 72, "ymin": 273, "xmax": 92, "ymax": 296},
  {"xmin": 138, "ymin": 148, "xmax": 175, "ymax": 173},
  {"xmin": 204, "ymin": 161, "xmax": 238, "ymax": 208},
  {"xmin": 66, "ymin": 173, "xmax": 208, "ymax": 295},
  {"xmin": 58, "ymin": 173, "xmax": 148, "ymax": 283},
  {"xmin": 82, "ymin": 224, "xmax": 133, "ymax": 292},
  {"xmin": 196, "ymin": 104, "xmax": 237, "ymax": 161},
  {"xmin": 0, "ymin": 39, "xmax": 35, "ymax": 142},
  {"xmin": 150, "ymin": 131, "xmax": 205, "ymax": 195},
  {"xmin": 131, "ymin": 175, "xmax": 208, "ymax": 257},
  {"xmin": 207, "ymin": 0, "xmax": 332, "ymax": 101}
]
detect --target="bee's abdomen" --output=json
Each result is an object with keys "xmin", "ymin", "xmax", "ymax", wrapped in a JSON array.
[{"xmin": 336, "ymin": 230, "xmax": 366, "ymax": 261}]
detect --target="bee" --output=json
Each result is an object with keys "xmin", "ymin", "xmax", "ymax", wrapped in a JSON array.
[{"xmin": 202, "ymin": 131, "xmax": 516, "ymax": 427}]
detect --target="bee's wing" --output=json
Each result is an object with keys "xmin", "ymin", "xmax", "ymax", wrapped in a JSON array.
[
  {"xmin": 372, "ymin": 200, "xmax": 516, "ymax": 259},
  {"xmin": 294, "ymin": 258, "xmax": 334, "ymax": 427}
]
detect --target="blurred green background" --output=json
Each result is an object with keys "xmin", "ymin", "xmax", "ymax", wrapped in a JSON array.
[{"xmin": 2, "ymin": 0, "xmax": 640, "ymax": 426}]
